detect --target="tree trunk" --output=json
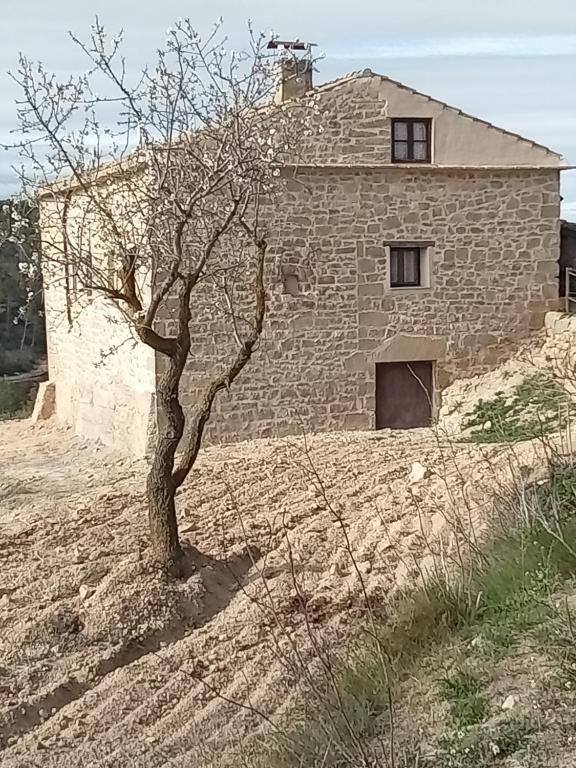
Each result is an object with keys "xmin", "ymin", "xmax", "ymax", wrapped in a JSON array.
[
  {"xmin": 146, "ymin": 353, "xmax": 187, "ymax": 574},
  {"xmin": 146, "ymin": 463, "xmax": 182, "ymax": 574}
]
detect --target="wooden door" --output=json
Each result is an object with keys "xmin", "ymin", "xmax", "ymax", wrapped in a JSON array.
[{"xmin": 375, "ymin": 361, "xmax": 433, "ymax": 429}]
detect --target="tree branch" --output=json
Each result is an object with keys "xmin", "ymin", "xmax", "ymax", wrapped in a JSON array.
[{"xmin": 172, "ymin": 234, "xmax": 266, "ymax": 487}]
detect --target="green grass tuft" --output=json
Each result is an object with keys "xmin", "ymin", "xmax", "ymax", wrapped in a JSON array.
[{"xmin": 439, "ymin": 670, "xmax": 489, "ymax": 728}]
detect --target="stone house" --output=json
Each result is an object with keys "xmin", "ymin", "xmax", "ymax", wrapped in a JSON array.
[{"xmin": 41, "ymin": 66, "xmax": 567, "ymax": 454}]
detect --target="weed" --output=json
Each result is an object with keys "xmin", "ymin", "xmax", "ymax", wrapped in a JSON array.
[
  {"xmin": 462, "ymin": 373, "xmax": 573, "ymax": 443},
  {"xmin": 434, "ymin": 717, "xmax": 534, "ymax": 767},
  {"xmin": 466, "ymin": 468, "xmax": 576, "ymax": 648},
  {"xmin": 471, "ymin": 537, "xmax": 556, "ymax": 648},
  {"xmin": 533, "ymin": 465, "xmax": 576, "ymax": 520},
  {"xmin": 254, "ymin": 638, "xmax": 393, "ymax": 768},
  {"xmin": 546, "ymin": 602, "xmax": 576, "ymax": 690},
  {"xmin": 439, "ymin": 670, "xmax": 489, "ymax": 728}
]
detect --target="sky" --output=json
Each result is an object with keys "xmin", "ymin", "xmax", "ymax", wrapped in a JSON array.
[{"xmin": 1, "ymin": 0, "xmax": 575, "ymax": 217}]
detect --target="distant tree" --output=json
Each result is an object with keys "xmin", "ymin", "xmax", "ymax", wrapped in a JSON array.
[
  {"xmin": 0, "ymin": 198, "xmax": 44, "ymax": 371},
  {"xmin": 12, "ymin": 19, "xmax": 313, "ymax": 572}
]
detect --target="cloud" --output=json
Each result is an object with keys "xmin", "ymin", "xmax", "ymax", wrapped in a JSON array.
[{"xmin": 329, "ymin": 34, "xmax": 576, "ymax": 60}]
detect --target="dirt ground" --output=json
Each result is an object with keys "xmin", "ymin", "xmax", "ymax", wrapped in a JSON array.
[{"xmin": 0, "ymin": 416, "xmax": 549, "ymax": 767}]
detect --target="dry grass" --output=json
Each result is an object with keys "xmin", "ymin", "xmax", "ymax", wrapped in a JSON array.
[{"xmin": 249, "ymin": 461, "xmax": 576, "ymax": 768}]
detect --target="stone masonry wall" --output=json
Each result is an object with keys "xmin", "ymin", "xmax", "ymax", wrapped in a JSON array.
[
  {"xmin": 43, "ymin": 290, "xmax": 156, "ymax": 454},
  {"xmin": 294, "ymin": 73, "xmax": 561, "ymax": 168},
  {"xmin": 538, "ymin": 312, "xmax": 576, "ymax": 395},
  {"xmin": 169, "ymin": 167, "xmax": 560, "ymax": 444},
  {"xmin": 41, "ymin": 194, "xmax": 156, "ymax": 456}
]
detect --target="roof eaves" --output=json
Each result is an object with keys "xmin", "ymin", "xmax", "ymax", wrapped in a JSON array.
[
  {"xmin": 37, "ymin": 156, "xmax": 147, "ymax": 200},
  {"xmin": 286, "ymin": 163, "xmax": 572, "ymax": 171}
]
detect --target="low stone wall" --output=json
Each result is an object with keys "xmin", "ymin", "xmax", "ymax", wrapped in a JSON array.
[
  {"xmin": 540, "ymin": 312, "xmax": 576, "ymax": 392},
  {"xmin": 30, "ymin": 381, "xmax": 56, "ymax": 422}
]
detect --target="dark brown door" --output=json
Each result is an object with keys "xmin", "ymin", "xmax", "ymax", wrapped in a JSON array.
[{"xmin": 375, "ymin": 361, "xmax": 433, "ymax": 429}]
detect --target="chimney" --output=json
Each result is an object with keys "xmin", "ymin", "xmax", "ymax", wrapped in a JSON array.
[
  {"xmin": 267, "ymin": 40, "xmax": 315, "ymax": 103},
  {"xmin": 275, "ymin": 57, "xmax": 313, "ymax": 103}
]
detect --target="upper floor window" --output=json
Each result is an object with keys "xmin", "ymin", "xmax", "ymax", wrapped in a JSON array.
[{"xmin": 391, "ymin": 119, "xmax": 432, "ymax": 163}]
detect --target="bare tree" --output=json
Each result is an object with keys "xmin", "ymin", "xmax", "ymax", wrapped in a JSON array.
[{"xmin": 10, "ymin": 19, "xmax": 313, "ymax": 573}]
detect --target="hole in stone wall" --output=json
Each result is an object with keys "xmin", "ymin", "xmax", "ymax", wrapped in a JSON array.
[{"xmin": 282, "ymin": 273, "xmax": 300, "ymax": 296}]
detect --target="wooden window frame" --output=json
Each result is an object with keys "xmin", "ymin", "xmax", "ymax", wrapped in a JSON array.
[
  {"xmin": 391, "ymin": 118, "xmax": 432, "ymax": 164},
  {"xmin": 389, "ymin": 246, "xmax": 422, "ymax": 288}
]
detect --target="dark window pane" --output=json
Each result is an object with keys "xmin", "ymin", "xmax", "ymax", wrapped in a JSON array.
[
  {"xmin": 391, "ymin": 119, "xmax": 431, "ymax": 163},
  {"xmin": 413, "ymin": 141, "xmax": 428, "ymax": 161},
  {"xmin": 390, "ymin": 251, "xmax": 399, "ymax": 284},
  {"xmin": 394, "ymin": 141, "xmax": 408, "ymax": 160},
  {"xmin": 404, "ymin": 250, "xmax": 419, "ymax": 283},
  {"xmin": 393, "ymin": 121, "xmax": 408, "ymax": 140},
  {"xmin": 413, "ymin": 122, "xmax": 428, "ymax": 141},
  {"xmin": 390, "ymin": 247, "xmax": 421, "ymax": 287}
]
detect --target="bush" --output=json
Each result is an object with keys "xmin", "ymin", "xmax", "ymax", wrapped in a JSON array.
[
  {"xmin": 462, "ymin": 373, "xmax": 574, "ymax": 443},
  {"xmin": 0, "ymin": 346, "xmax": 36, "ymax": 376},
  {"xmin": 0, "ymin": 379, "xmax": 36, "ymax": 419}
]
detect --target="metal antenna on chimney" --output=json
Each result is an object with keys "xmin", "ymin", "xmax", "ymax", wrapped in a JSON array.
[{"xmin": 267, "ymin": 39, "xmax": 316, "ymax": 59}]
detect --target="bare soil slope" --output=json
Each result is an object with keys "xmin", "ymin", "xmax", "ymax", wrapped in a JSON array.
[{"xmin": 0, "ymin": 418, "xmax": 547, "ymax": 767}]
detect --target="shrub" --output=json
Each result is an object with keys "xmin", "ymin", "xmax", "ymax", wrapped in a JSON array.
[
  {"xmin": 0, "ymin": 346, "xmax": 36, "ymax": 376},
  {"xmin": 0, "ymin": 379, "xmax": 36, "ymax": 419},
  {"xmin": 462, "ymin": 373, "xmax": 574, "ymax": 443}
]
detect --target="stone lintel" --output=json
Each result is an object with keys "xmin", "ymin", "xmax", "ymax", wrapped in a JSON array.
[{"xmin": 372, "ymin": 333, "xmax": 447, "ymax": 363}]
